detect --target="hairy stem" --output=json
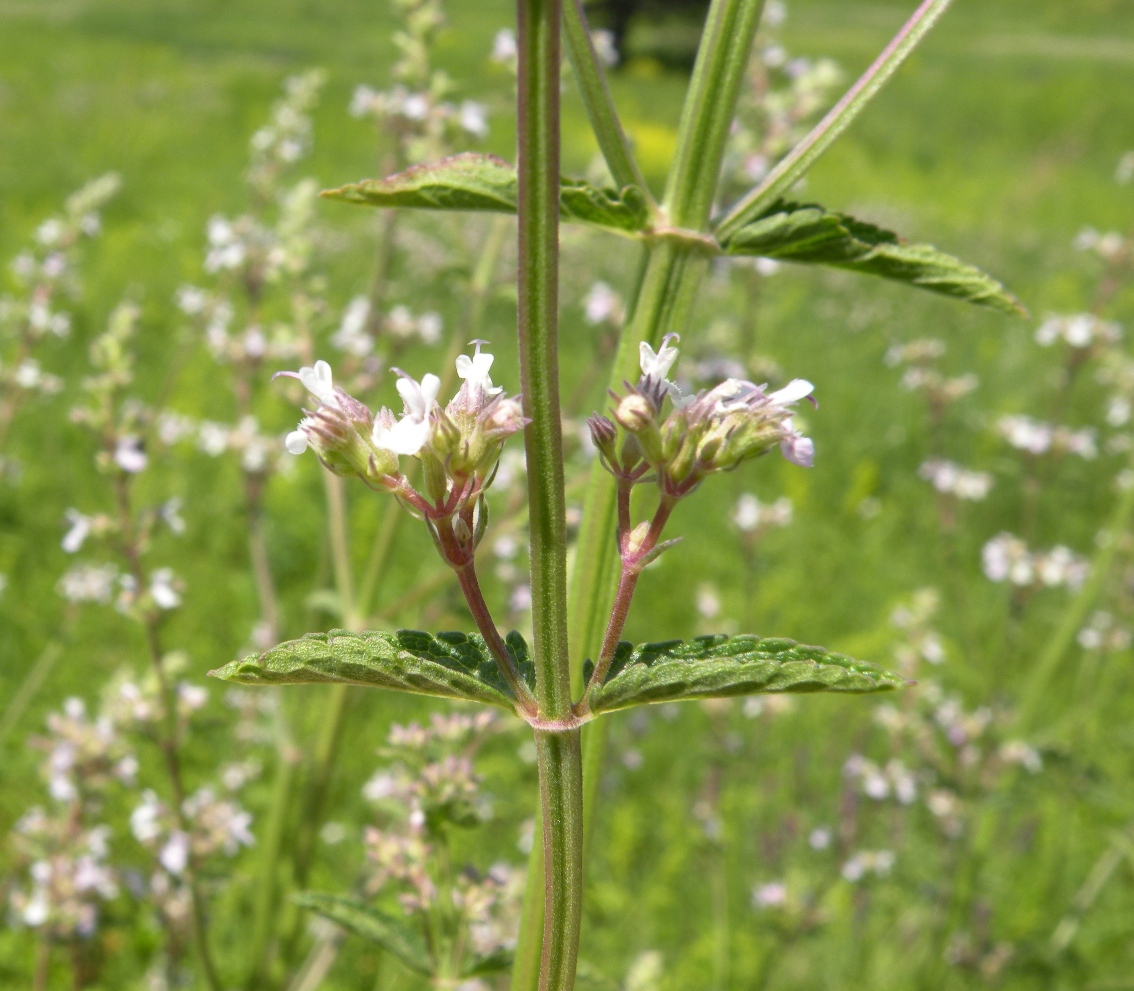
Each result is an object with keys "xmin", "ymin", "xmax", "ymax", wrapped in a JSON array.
[
  {"xmin": 535, "ymin": 730, "xmax": 584, "ymax": 991},
  {"xmin": 515, "ymin": 0, "xmax": 584, "ymax": 989}
]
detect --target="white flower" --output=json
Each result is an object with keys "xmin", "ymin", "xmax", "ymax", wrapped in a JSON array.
[
  {"xmin": 62, "ymin": 509, "xmax": 92, "ymax": 553},
  {"xmin": 160, "ymin": 831, "xmax": 190, "ymax": 875},
  {"xmin": 160, "ymin": 498, "xmax": 185, "ymax": 535},
  {"xmin": 455, "ymin": 341, "xmax": 503, "ymax": 406},
  {"xmin": 198, "ymin": 422, "xmax": 230, "ymax": 456},
  {"xmin": 752, "ymin": 882, "xmax": 787, "ymax": 909},
  {"xmin": 918, "ymin": 460, "xmax": 993, "ymax": 501},
  {"xmin": 298, "ymin": 360, "xmax": 337, "ymax": 407},
  {"xmin": 639, "ymin": 335, "xmax": 680, "ymax": 383},
  {"xmin": 57, "ymin": 564, "xmax": 118, "ymax": 603},
  {"xmin": 372, "ymin": 371, "xmax": 441, "ymax": 456},
  {"xmin": 131, "ymin": 791, "xmax": 164, "ymax": 843},
  {"xmin": 114, "ymin": 436, "xmax": 147, "ymax": 473},
  {"xmin": 459, "ymin": 100, "xmax": 489, "ymax": 138},
  {"xmin": 808, "ymin": 827, "xmax": 831, "ymax": 850},
  {"xmin": 331, "ymin": 297, "xmax": 373, "ymax": 356},
  {"xmin": 491, "ymin": 28, "xmax": 517, "ymax": 63},
  {"xmin": 696, "ymin": 585, "xmax": 721, "ymax": 619},
  {"xmin": 150, "ymin": 569, "xmax": 181, "ymax": 610},
  {"xmin": 583, "ymin": 281, "xmax": 622, "ymax": 325},
  {"xmin": 768, "ymin": 379, "xmax": 814, "ymax": 406}
]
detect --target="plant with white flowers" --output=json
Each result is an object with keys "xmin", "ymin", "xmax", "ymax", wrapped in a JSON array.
[{"xmin": 210, "ymin": 2, "xmax": 1028, "ymax": 989}]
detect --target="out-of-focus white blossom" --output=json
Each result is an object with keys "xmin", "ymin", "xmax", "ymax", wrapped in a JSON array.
[
  {"xmin": 1035, "ymin": 313, "xmax": 1121, "ymax": 349},
  {"xmin": 997, "ymin": 415, "xmax": 1096, "ymax": 459},
  {"xmin": 732, "ymin": 493, "xmax": 793, "ymax": 532},
  {"xmin": 582, "ymin": 281, "xmax": 623, "ymax": 326},
  {"xmin": 1077, "ymin": 611, "xmax": 1133, "ymax": 652},
  {"xmin": 982, "ymin": 533, "xmax": 1088, "ymax": 591},
  {"xmin": 751, "ymin": 881, "xmax": 788, "ymax": 909},
  {"xmin": 918, "ymin": 460, "xmax": 993, "ymax": 501}
]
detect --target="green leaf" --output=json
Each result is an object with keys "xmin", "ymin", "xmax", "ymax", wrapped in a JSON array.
[
  {"xmin": 460, "ymin": 947, "xmax": 514, "ymax": 978},
  {"xmin": 720, "ymin": 200, "xmax": 1025, "ymax": 315},
  {"xmin": 208, "ymin": 629, "xmax": 533, "ymax": 711},
  {"xmin": 294, "ymin": 893, "xmax": 432, "ymax": 976},
  {"xmin": 585, "ymin": 634, "xmax": 904, "ymax": 715},
  {"xmin": 322, "ymin": 153, "xmax": 649, "ymax": 234}
]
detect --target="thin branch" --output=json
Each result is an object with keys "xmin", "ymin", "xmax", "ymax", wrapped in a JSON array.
[{"xmin": 716, "ymin": 0, "xmax": 954, "ymax": 240}]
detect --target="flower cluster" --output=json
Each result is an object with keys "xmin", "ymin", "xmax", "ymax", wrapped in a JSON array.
[
  {"xmin": 918, "ymin": 459, "xmax": 993, "ymax": 501},
  {"xmin": 1035, "ymin": 313, "xmax": 1122, "ymax": 351},
  {"xmin": 31, "ymin": 697, "xmax": 138, "ymax": 802},
  {"xmin": 981, "ymin": 532, "xmax": 1089, "ymax": 591},
  {"xmin": 1074, "ymin": 226, "xmax": 1129, "ymax": 265},
  {"xmin": 885, "ymin": 338, "xmax": 978, "ymax": 409},
  {"xmin": 350, "ymin": 0, "xmax": 489, "ymax": 164},
  {"xmin": 8, "ymin": 698, "xmax": 136, "ymax": 942},
  {"xmin": 1077, "ymin": 610, "xmax": 1133, "ymax": 652},
  {"xmin": 996, "ymin": 415, "xmax": 1097, "ymax": 459},
  {"xmin": 131, "ymin": 787, "xmax": 254, "ymax": 877},
  {"xmin": 1, "ymin": 174, "xmax": 120, "ymax": 481},
  {"xmin": 732, "ymin": 493, "xmax": 793, "ymax": 534},
  {"xmin": 246, "ymin": 69, "xmax": 326, "ymax": 198},
  {"xmin": 588, "ymin": 335, "xmax": 816, "ymax": 501},
  {"xmin": 280, "ymin": 343, "xmax": 526, "ymax": 568},
  {"xmin": 353, "ymin": 711, "xmax": 521, "ymax": 977},
  {"xmin": 889, "ymin": 588, "xmax": 947, "ymax": 673},
  {"xmin": 9, "ymin": 813, "xmax": 119, "ymax": 940}
]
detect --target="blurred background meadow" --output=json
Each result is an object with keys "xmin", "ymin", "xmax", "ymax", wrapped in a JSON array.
[{"xmin": 2, "ymin": 0, "xmax": 1134, "ymax": 988}]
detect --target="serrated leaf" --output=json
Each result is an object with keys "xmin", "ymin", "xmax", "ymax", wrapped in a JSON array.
[
  {"xmin": 586, "ymin": 634, "xmax": 904, "ymax": 714},
  {"xmin": 460, "ymin": 947, "xmax": 514, "ymax": 978},
  {"xmin": 208, "ymin": 629, "xmax": 534, "ymax": 711},
  {"xmin": 294, "ymin": 893, "xmax": 432, "ymax": 976},
  {"xmin": 323, "ymin": 153, "xmax": 649, "ymax": 234},
  {"xmin": 720, "ymin": 200, "xmax": 1025, "ymax": 315}
]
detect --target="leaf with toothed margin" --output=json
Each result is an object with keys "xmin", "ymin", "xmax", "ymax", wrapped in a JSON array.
[
  {"xmin": 294, "ymin": 894, "xmax": 432, "ymax": 975},
  {"xmin": 719, "ymin": 200, "xmax": 1026, "ymax": 316},
  {"xmin": 322, "ymin": 152, "xmax": 650, "ymax": 234},
  {"xmin": 208, "ymin": 629, "xmax": 533, "ymax": 711},
  {"xmin": 583, "ymin": 635, "xmax": 905, "ymax": 714}
]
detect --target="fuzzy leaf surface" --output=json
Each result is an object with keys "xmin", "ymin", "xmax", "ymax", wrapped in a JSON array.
[
  {"xmin": 294, "ymin": 894, "xmax": 432, "ymax": 975},
  {"xmin": 720, "ymin": 200, "xmax": 1024, "ymax": 315},
  {"xmin": 585, "ymin": 634, "xmax": 904, "ymax": 714},
  {"xmin": 323, "ymin": 152, "xmax": 649, "ymax": 233},
  {"xmin": 209, "ymin": 629, "xmax": 533, "ymax": 710}
]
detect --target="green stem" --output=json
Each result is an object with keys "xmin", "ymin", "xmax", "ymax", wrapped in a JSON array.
[
  {"xmin": 561, "ymin": 0, "xmax": 652, "ymax": 200},
  {"xmin": 517, "ymin": 0, "xmax": 571, "ymax": 721},
  {"xmin": 516, "ymin": 4, "xmax": 767, "ymax": 986},
  {"xmin": 664, "ymin": 0, "xmax": 768, "ymax": 230},
  {"xmin": 0, "ymin": 637, "xmax": 65, "ymax": 746},
  {"xmin": 515, "ymin": 0, "xmax": 584, "ymax": 989},
  {"xmin": 534, "ymin": 730, "xmax": 584, "ymax": 991},
  {"xmin": 247, "ymin": 738, "xmax": 299, "ymax": 989},
  {"xmin": 716, "ymin": 0, "xmax": 954, "ymax": 240}
]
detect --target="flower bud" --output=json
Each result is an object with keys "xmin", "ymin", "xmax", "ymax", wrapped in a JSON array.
[
  {"xmin": 613, "ymin": 393, "xmax": 664, "ymax": 464},
  {"xmin": 587, "ymin": 414, "xmax": 618, "ymax": 464},
  {"xmin": 613, "ymin": 393, "xmax": 656, "ymax": 433}
]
